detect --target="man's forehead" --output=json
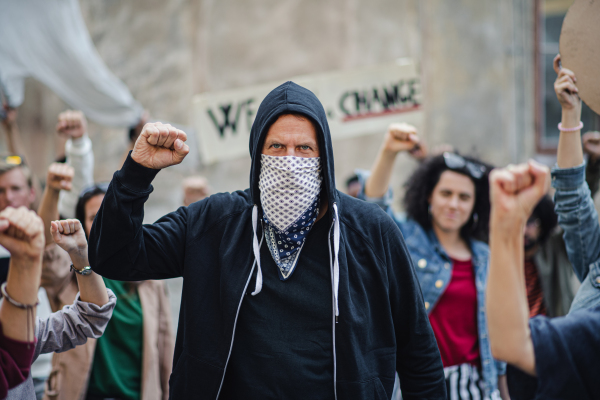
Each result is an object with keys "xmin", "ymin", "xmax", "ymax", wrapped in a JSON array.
[{"xmin": 0, "ymin": 167, "xmax": 28, "ymax": 186}]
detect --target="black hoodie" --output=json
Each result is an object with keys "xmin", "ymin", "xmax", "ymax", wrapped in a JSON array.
[{"xmin": 89, "ymin": 81, "xmax": 446, "ymax": 399}]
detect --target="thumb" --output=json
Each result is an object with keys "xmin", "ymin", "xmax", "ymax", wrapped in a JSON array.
[
  {"xmin": 173, "ymin": 139, "xmax": 190, "ymax": 160},
  {"xmin": 0, "ymin": 219, "xmax": 8, "ymax": 232}
]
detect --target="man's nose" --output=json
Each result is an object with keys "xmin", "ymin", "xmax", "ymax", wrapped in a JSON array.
[{"xmin": 285, "ymin": 148, "xmax": 296, "ymax": 157}]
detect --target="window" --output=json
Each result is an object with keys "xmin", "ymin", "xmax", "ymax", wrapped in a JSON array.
[{"xmin": 536, "ymin": 0, "xmax": 599, "ymax": 152}]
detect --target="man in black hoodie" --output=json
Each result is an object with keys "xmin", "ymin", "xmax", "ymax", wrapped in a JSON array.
[{"xmin": 88, "ymin": 81, "xmax": 446, "ymax": 399}]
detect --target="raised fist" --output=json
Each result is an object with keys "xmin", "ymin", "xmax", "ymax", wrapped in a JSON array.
[
  {"xmin": 131, "ymin": 122, "xmax": 190, "ymax": 169},
  {"xmin": 51, "ymin": 219, "xmax": 88, "ymax": 266},
  {"xmin": 0, "ymin": 207, "xmax": 45, "ymax": 264},
  {"xmin": 383, "ymin": 123, "xmax": 420, "ymax": 154},
  {"xmin": 46, "ymin": 162, "xmax": 74, "ymax": 192},
  {"xmin": 490, "ymin": 161, "xmax": 550, "ymax": 224},
  {"xmin": 56, "ymin": 110, "xmax": 87, "ymax": 139}
]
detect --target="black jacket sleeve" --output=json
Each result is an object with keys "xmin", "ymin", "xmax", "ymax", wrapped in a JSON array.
[
  {"xmin": 385, "ymin": 221, "xmax": 446, "ymax": 399},
  {"xmin": 88, "ymin": 154, "xmax": 188, "ymax": 280}
]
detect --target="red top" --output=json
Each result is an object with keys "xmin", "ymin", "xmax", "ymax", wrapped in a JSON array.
[
  {"xmin": 0, "ymin": 321, "xmax": 36, "ymax": 398},
  {"xmin": 524, "ymin": 258, "xmax": 547, "ymax": 318},
  {"xmin": 428, "ymin": 258, "xmax": 480, "ymax": 367}
]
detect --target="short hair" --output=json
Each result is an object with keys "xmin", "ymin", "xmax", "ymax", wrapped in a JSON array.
[
  {"xmin": 345, "ymin": 174, "xmax": 359, "ymax": 189},
  {"xmin": 530, "ymin": 195, "xmax": 558, "ymax": 244},
  {"xmin": 0, "ymin": 162, "xmax": 33, "ymax": 188},
  {"xmin": 75, "ymin": 184, "xmax": 108, "ymax": 236},
  {"xmin": 403, "ymin": 153, "xmax": 493, "ymax": 243}
]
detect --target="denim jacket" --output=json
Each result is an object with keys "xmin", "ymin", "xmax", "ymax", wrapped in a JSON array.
[
  {"xmin": 552, "ymin": 163, "xmax": 600, "ymax": 312},
  {"xmin": 356, "ymin": 170, "xmax": 505, "ymax": 396}
]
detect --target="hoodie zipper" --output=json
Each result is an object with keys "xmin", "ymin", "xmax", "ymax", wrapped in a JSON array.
[
  {"xmin": 328, "ymin": 220, "xmax": 338, "ymax": 400},
  {"xmin": 215, "ymin": 257, "xmax": 259, "ymax": 399}
]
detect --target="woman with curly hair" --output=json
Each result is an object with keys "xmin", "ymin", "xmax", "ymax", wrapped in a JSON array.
[{"xmin": 360, "ymin": 123, "xmax": 508, "ymax": 400}]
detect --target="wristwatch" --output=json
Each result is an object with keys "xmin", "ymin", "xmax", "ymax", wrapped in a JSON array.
[{"xmin": 70, "ymin": 264, "xmax": 93, "ymax": 276}]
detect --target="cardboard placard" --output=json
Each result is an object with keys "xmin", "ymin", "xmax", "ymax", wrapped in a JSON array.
[
  {"xmin": 560, "ymin": 0, "xmax": 600, "ymax": 114},
  {"xmin": 192, "ymin": 59, "xmax": 423, "ymax": 164}
]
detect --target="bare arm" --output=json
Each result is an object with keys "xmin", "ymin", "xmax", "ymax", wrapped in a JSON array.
[
  {"xmin": 487, "ymin": 162, "xmax": 550, "ymax": 376},
  {"xmin": 38, "ymin": 163, "xmax": 74, "ymax": 246},
  {"xmin": 364, "ymin": 123, "xmax": 419, "ymax": 198},
  {"xmin": 51, "ymin": 219, "xmax": 108, "ymax": 306},
  {"xmin": 554, "ymin": 55, "xmax": 583, "ymax": 169}
]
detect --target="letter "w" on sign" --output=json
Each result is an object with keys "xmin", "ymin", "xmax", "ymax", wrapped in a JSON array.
[{"xmin": 207, "ymin": 103, "xmax": 242, "ymax": 137}]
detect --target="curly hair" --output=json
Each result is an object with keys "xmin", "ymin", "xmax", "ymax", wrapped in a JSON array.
[{"xmin": 403, "ymin": 153, "xmax": 493, "ymax": 243}]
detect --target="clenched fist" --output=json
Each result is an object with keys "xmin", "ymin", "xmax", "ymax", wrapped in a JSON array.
[
  {"xmin": 131, "ymin": 122, "xmax": 190, "ymax": 169},
  {"xmin": 0, "ymin": 207, "xmax": 45, "ymax": 265},
  {"xmin": 46, "ymin": 162, "xmax": 74, "ymax": 192},
  {"xmin": 56, "ymin": 110, "xmax": 87, "ymax": 139},
  {"xmin": 383, "ymin": 123, "xmax": 420, "ymax": 154},
  {"xmin": 51, "ymin": 219, "xmax": 88, "ymax": 267},
  {"xmin": 489, "ymin": 161, "xmax": 550, "ymax": 229}
]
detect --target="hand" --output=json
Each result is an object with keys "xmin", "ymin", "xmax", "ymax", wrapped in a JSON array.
[
  {"xmin": 383, "ymin": 123, "xmax": 420, "ymax": 154},
  {"xmin": 583, "ymin": 131, "xmax": 600, "ymax": 161},
  {"xmin": 131, "ymin": 122, "xmax": 190, "ymax": 169},
  {"xmin": 50, "ymin": 219, "xmax": 88, "ymax": 266},
  {"xmin": 0, "ymin": 207, "xmax": 45, "ymax": 264},
  {"xmin": 553, "ymin": 55, "xmax": 581, "ymax": 112},
  {"xmin": 46, "ymin": 162, "xmax": 74, "ymax": 192},
  {"xmin": 56, "ymin": 110, "xmax": 87, "ymax": 139},
  {"xmin": 490, "ymin": 161, "xmax": 550, "ymax": 226}
]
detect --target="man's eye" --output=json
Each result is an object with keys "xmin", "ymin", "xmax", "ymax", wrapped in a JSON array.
[
  {"xmin": 300, "ymin": 145, "xmax": 310, "ymax": 150},
  {"xmin": 272, "ymin": 144, "xmax": 282, "ymax": 149}
]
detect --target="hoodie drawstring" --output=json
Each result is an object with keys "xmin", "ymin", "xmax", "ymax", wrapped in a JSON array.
[
  {"xmin": 332, "ymin": 203, "xmax": 340, "ymax": 322},
  {"xmin": 251, "ymin": 205, "xmax": 263, "ymax": 296},
  {"xmin": 251, "ymin": 202, "xmax": 341, "ymax": 323}
]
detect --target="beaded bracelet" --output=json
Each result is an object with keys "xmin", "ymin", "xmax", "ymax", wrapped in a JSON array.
[
  {"xmin": 1, "ymin": 282, "xmax": 39, "ymax": 348},
  {"xmin": 558, "ymin": 121, "xmax": 584, "ymax": 132}
]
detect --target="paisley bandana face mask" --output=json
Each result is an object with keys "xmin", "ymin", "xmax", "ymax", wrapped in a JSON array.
[{"xmin": 259, "ymin": 154, "xmax": 322, "ymax": 280}]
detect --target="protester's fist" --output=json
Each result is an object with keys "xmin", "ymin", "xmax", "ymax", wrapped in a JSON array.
[
  {"xmin": 51, "ymin": 219, "xmax": 88, "ymax": 265},
  {"xmin": 553, "ymin": 55, "xmax": 581, "ymax": 111},
  {"xmin": 490, "ymin": 161, "xmax": 550, "ymax": 224},
  {"xmin": 383, "ymin": 123, "xmax": 420, "ymax": 154},
  {"xmin": 583, "ymin": 131, "xmax": 600, "ymax": 161},
  {"xmin": 0, "ymin": 207, "xmax": 45, "ymax": 264},
  {"xmin": 46, "ymin": 163, "xmax": 74, "ymax": 192},
  {"xmin": 56, "ymin": 110, "xmax": 87, "ymax": 139},
  {"xmin": 131, "ymin": 122, "xmax": 190, "ymax": 169}
]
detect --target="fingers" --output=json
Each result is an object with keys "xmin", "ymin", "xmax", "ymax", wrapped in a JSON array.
[
  {"xmin": 53, "ymin": 219, "xmax": 81, "ymax": 235},
  {"xmin": 0, "ymin": 207, "xmax": 44, "ymax": 241},
  {"xmin": 527, "ymin": 160, "xmax": 550, "ymax": 195},
  {"xmin": 47, "ymin": 162, "xmax": 75, "ymax": 191},
  {"xmin": 388, "ymin": 123, "xmax": 419, "ymax": 143},
  {"xmin": 56, "ymin": 110, "xmax": 86, "ymax": 136}
]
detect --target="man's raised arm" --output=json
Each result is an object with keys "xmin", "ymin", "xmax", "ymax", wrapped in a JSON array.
[{"xmin": 88, "ymin": 122, "xmax": 190, "ymax": 281}]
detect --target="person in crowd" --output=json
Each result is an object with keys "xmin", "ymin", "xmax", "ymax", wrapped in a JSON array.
[
  {"xmin": 2, "ymin": 207, "xmax": 116, "ymax": 400},
  {"xmin": 36, "ymin": 176, "xmax": 174, "ymax": 398},
  {"xmin": 0, "ymin": 156, "xmax": 36, "ymax": 283},
  {"xmin": 361, "ymin": 123, "xmax": 507, "ymax": 399},
  {"xmin": 487, "ymin": 162, "xmax": 600, "ymax": 400},
  {"xmin": 55, "ymin": 110, "xmax": 95, "ymax": 219},
  {"xmin": 344, "ymin": 174, "xmax": 360, "ymax": 198},
  {"xmin": 182, "ymin": 175, "xmax": 210, "ymax": 206},
  {"xmin": 549, "ymin": 55, "xmax": 600, "ymax": 313},
  {"xmin": 523, "ymin": 195, "xmax": 578, "ymax": 318},
  {"xmin": 88, "ymin": 81, "xmax": 447, "ymax": 399}
]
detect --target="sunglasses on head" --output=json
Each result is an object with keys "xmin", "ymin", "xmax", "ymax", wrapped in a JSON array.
[
  {"xmin": 442, "ymin": 152, "xmax": 486, "ymax": 180},
  {"xmin": 0, "ymin": 155, "xmax": 24, "ymax": 166}
]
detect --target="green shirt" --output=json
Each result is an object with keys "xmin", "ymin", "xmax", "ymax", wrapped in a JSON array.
[{"xmin": 87, "ymin": 279, "xmax": 144, "ymax": 400}]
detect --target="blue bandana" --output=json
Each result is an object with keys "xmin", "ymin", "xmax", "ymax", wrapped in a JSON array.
[{"xmin": 263, "ymin": 194, "xmax": 320, "ymax": 280}]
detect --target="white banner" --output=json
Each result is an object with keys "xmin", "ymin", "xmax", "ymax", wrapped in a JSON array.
[{"xmin": 192, "ymin": 58, "xmax": 423, "ymax": 164}]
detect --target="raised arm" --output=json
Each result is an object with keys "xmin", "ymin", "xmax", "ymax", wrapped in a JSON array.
[
  {"xmin": 551, "ymin": 54, "xmax": 600, "ymax": 281},
  {"xmin": 88, "ymin": 122, "xmax": 191, "ymax": 281},
  {"xmin": 38, "ymin": 163, "xmax": 74, "ymax": 247},
  {"xmin": 51, "ymin": 219, "xmax": 108, "ymax": 306},
  {"xmin": 487, "ymin": 161, "xmax": 550, "ymax": 376},
  {"xmin": 364, "ymin": 123, "xmax": 420, "ymax": 198},
  {"xmin": 56, "ymin": 110, "xmax": 95, "ymax": 219}
]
